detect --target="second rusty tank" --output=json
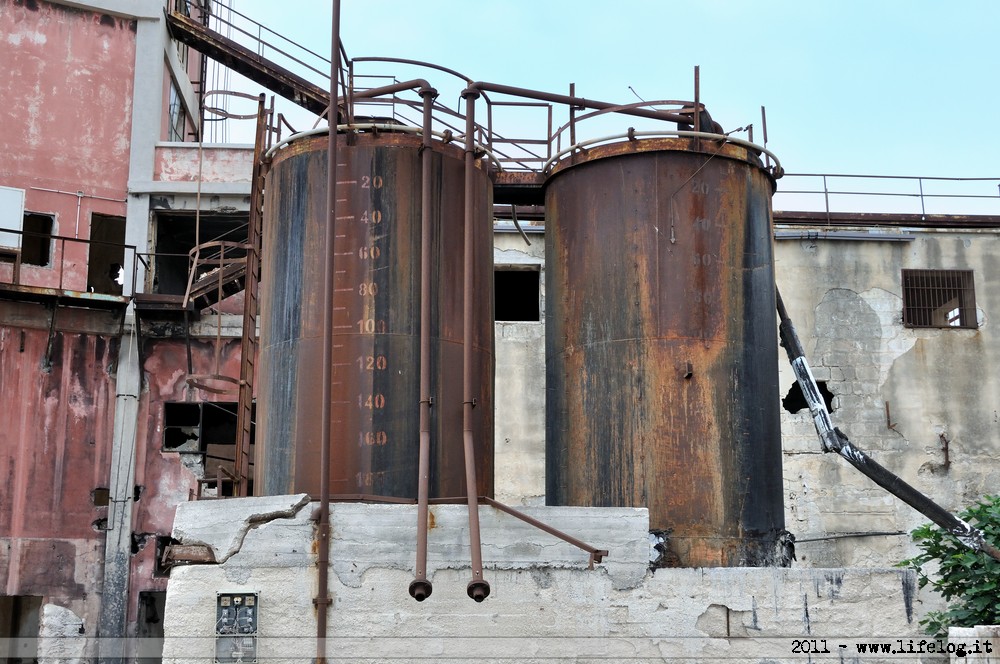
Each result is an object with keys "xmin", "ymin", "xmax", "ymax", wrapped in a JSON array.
[
  {"xmin": 256, "ymin": 131, "xmax": 494, "ymax": 500},
  {"xmin": 544, "ymin": 137, "xmax": 785, "ymax": 567}
]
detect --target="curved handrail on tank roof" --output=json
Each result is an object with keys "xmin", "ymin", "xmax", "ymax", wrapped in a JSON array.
[
  {"xmin": 263, "ymin": 124, "xmax": 504, "ymax": 172},
  {"xmin": 345, "ymin": 62, "xmax": 553, "ymax": 172},
  {"xmin": 542, "ymin": 130, "xmax": 784, "ymax": 178},
  {"xmin": 351, "ymin": 56, "xmax": 474, "ymax": 86},
  {"xmin": 549, "ymin": 98, "xmax": 701, "ymax": 149}
]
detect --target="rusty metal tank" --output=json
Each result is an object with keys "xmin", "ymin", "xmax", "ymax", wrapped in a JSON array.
[
  {"xmin": 256, "ymin": 132, "xmax": 494, "ymax": 499},
  {"xmin": 544, "ymin": 137, "xmax": 784, "ymax": 567}
]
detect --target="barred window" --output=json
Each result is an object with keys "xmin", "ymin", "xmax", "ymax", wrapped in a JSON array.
[{"xmin": 902, "ymin": 269, "xmax": 977, "ymax": 329}]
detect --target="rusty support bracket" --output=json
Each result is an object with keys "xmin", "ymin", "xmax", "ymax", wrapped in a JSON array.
[
  {"xmin": 884, "ymin": 401, "xmax": 897, "ymax": 431},
  {"xmin": 162, "ymin": 544, "xmax": 216, "ymax": 566},
  {"xmin": 482, "ymin": 497, "xmax": 609, "ymax": 568}
]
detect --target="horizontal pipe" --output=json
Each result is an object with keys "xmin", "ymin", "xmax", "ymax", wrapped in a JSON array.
[{"xmin": 469, "ymin": 81, "xmax": 693, "ymax": 125}]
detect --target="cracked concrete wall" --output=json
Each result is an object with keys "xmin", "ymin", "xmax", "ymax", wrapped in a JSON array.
[
  {"xmin": 38, "ymin": 603, "xmax": 87, "ymax": 664},
  {"xmin": 775, "ymin": 230, "xmax": 1000, "ymax": 568},
  {"xmin": 162, "ymin": 499, "xmax": 928, "ymax": 663}
]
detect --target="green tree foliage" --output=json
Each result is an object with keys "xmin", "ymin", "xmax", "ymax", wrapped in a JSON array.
[{"xmin": 898, "ymin": 495, "xmax": 1000, "ymax": 638}]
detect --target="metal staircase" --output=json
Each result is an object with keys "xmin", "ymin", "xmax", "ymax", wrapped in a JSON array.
[{"xmin": 165, "ymin": 6, "xmax": 330, "ymax": 116}]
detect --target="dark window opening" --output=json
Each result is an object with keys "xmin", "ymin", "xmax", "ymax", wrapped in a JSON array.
[
  {"xmin": 902, "ymin": 269, "xmax": 977, "ymax": 329},
  {"xmin": 151, "ymin": 212, "xmax": 249, "ymax": 298},
  {"xmin": 782, "ymin": 380, "xmax": 835, "ymax": 414},
  {"xmin": 87, "ymin": 213, "xmax": 126, "ymax": 295},
  {"xmin": 163, "ymin": 402, "xmax": 202, "ymax": 451},
  {"xmin": 137, "ymin": 591, "xmax": 166, "ymax": 663},
  {"xmin": 494, "ymin": 268, "xmax": 540, "ymax": 322},
  {"xmin": 0, "ymin": 595, "xmax": 42, "ymax": 663},
  {"xmin": 162, "ymin": 401, "xmax": 256, "ymax": 496},
  {"xmin": 92, "ymin": 487, "xmax": 110, "ymax": 506},
  {"xmin": 21, "ymin": 212, "xmax": 53, "ymax": 266}
]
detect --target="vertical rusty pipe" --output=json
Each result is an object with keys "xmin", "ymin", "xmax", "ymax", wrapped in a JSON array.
[
  {"xmin": 408, "ymin": 86, "xmax": 437, "ymax": 603},
  {"xmin": 461, "ymin": 89, "xmax": 490, "ymax": 603},
  {"xmin": 315, "ymin": 0, "xmax": 340, "ymax": 660},
  {"xmin": 568, "ymin": 83, "xmax": 576, "ymax": 151},
  {"xmin": 693, "ymin": 65, "xmax": 701, "ymax": 152},
  {"xmin": 761, "ymin": 105, "xmax": 771, "ymax": 169}
]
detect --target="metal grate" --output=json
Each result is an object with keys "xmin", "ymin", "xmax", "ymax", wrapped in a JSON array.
[{"xmin": 902, "ymin": 269, "xmax": 977, "ymax": 328}]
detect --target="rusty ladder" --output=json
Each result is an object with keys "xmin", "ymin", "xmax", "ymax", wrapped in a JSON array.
[{"xmin": 232, "ymin": 95, "xmax": 271, "ymax": 497}]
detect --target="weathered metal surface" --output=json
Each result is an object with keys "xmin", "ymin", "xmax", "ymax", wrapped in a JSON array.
[
  {"xmin": 0, "ymin": 322, "xmax": 116, "ymax": 614},
  {"xmin": 544, "ymin": 137, "xmax": 784, "ymax": 567},
  {"xmin": 257, "ymin": 133, "xmax": 494, "ymax": 499}
]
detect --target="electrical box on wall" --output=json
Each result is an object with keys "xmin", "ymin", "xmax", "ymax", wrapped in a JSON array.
[{"xmin": 215, "ymin": 592, "xmax": 258, "ymax": 663}]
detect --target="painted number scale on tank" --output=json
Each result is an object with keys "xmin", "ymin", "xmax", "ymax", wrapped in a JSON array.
[
  {"xmin": 331, "ymin": 165, "xmax": 389, "ymax": 490},
  {"xmin": 689, "ymin": 177, "xmax": 720, "ymax": 309}
]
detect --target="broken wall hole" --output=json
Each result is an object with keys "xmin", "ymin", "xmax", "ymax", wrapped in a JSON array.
[
  {"xmin": 154, "ymin": 536, "xmax": 180, "ymax": 578},
  {"xmin": 782, "ymin": 380, "xmax": 835, "ymax": 414}
]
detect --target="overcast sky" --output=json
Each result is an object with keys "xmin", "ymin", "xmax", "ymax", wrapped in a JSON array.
[{"xmin": 220, "ymin": 1, "xmax": 1000, "ymax": 214}]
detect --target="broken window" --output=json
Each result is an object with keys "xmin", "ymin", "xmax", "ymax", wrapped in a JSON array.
[
  {"xmin": 902, "ymin": 269, "xmax": 977, "ymax": 329},
  {"xmin": 21, "ymin": 212, "xmax": 53, "ymax": 266},
  {"xmin": 494, "ymin": 267, "xmax": 540, "ymax": 322},
  {"xmin": 87, "ymin": 213, "xmax": 126, "ymax": 295},
  {"xmin": 162, "ymin": 401, "xmax": 255, "ymax": 495},
  {"xmin": 150, "ymin": 211, "xmax": 249, "ymax": 297}
]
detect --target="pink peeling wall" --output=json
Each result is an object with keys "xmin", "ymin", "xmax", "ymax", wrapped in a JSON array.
[
  {"xmin": 0, "ymin": 318, "xmax": 118, "ymax": 628},
  {"xmin": 154, "ymin": 145, "xmax": 254, "ymax": 182},
  {"xmin": 0, "ymin": 0, "xmax": 136, "ymax": 291},
  {"xmin": 126, "ymin": 336, "xmax": 247, "ymax": 630}
]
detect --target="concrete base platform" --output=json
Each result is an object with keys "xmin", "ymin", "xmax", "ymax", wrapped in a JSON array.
[{"xmin": 161, "ymin": 497, "xmax": 932, "ymax": 663}]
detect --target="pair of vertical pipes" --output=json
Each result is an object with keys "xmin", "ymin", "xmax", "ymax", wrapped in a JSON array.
[
  {"xmin": 408, "ymin": 89, "xmax": 491, "ymax": 604},
  {"xmin": 317, "ymin": 7, "xmax": 489, "ymax": 659}
]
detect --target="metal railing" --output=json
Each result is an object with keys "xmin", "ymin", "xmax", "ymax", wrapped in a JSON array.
[
  {"xmin": 174, "ymin": 6, "xmax": 741, "ymax": 175},
  {"xmin": 775, "ymin": 173, "xmax": 1000, "ymax": 217},
  {"xmin": 0, "ymin": 229, "xmax": 136, "ymax": 297}
]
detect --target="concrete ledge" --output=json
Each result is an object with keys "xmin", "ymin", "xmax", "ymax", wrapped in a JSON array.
[
  {"xmin": 164, "ymin": 497, "xmax": 928, "ymax": 663},
  {"xmin": 172, "ymin": 493, "xmax": 311, "ymax": 563},
  {"xmin": 171, "ymin": 498, "xmax": 648, "ymax": 589}
]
